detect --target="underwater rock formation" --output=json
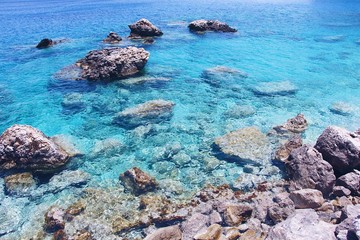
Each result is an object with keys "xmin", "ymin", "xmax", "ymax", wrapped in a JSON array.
[
  {"xmin": 76, "ymin": 47, "xmax": 150, "ymax": 80},
  {"xmin": 4, "ymin": 172, "xmax": 36, "ymax": 196},
  {"xmin": 252, "ymin": 80, "xmax": 297, "ymax": 96},
  {"xmin": 188, "ymin": 20, "xmax": 237, "ymax": 32},
  {"xmin": 128, "ymin": 18, "xmax": 163, "ymax": 38},
  {"xmin": 103, "ymin": 31, "xmax": 122, "ymax": 43},
  {"xmin": 36, "ymin": 38, "xmax": 67, "ymax": 49},
  {"xmin": 119, "ymin": 167, "xmax": 158, "ymax": 195},
  {"xmin": 202, "ymin": 66, "xmax": 248, "ymax": 87},
  {"xmin": 275, "ymin": 135, "xmax": 303, "ymax": 161},
  {"xmin": 0, "ymin": 125, "xmax": 70, "ymax": 172},
  {"xmin": 330, "ymin": 101, "xmax": 355, "ymax": 116}
]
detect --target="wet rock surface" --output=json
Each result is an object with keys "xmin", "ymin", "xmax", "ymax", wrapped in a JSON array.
[
  {"xmin": 188, "ymin": 20, "xmax": 237, "ymax": 32},
  {"xmin": 4, "ymin": 172, "xmax": 36, "ymax": 196},
  {"xmin": 252, "ymin": 80, "xmax": 297, "ymax": 96},
  {"xmin": 129, "ymin": 18, "xmax": 163, "ymax": 38},
  {"xmin": 103, "ymin": 31, "xmax": 122, "ymax": 43},
  {"xmin": 119, "ymin": 167, "xmax": 158, "ymax": 195},
  {"xmin": 275, "ymin": 134, "xmax": 303, "ymax": 161}
]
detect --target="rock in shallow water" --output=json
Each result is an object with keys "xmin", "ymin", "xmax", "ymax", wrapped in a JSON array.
[
  {"xmin": 330, "ymin": 101, "xmax": 355, "ymax": 116},
  {"xmin": 103, "ymin": 31, "xmax": 122, "ymax": 43},
  {"xmin": 129, "ymin": 18, "xmax": 163, "ymax": 38},
  {"xmin": 252, "ymin": 80, "xmax": 297, "ymax": 96},
  {"xmin": 188, "ymin": 20, "xmax": 237, "ymax": 32},
  {"xmin": 36, "ymin": 38, "xmax": 67, "ymax": 49},
  {"xmin": 119, "ymin": 167, "xmax": 158, "ymax": 195},
  {"xmin": 0, "ymin": 125, "xmax": 70, "ymax": 172},
  {"xmin": 4, "ymin": 172, "xmax": 36, "ymax": 196}
]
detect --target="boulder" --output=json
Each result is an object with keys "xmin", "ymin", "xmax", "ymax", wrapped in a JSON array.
[
  {"xmin": 252, "ymin": 81, "xmax": 297, "ymax": 96},
  {"xmin": 286, "ymin": 145, "xmax": 336, "ymax": 196},
  {"xmin": 272, "ymin": 114, "xmax": 308, "ymax": 134},
  {"xmin": 275, "ymin": 135, "xmax": 303, "ymax": 161},
  {"xmin": 144, "ymin": 225, "xmax": 182, "ymax": 240},
  {"xmin": 188, "ymin": 20, "xmax": 237, "ymax": 32},
  {"xmin": 335, "ymin": 216, "xmax": 360, "ymax": 240},
  {"xmin": 103, "ymin": 31, "xmax": 122, "ymax": 43},
  {"xmin": 223, "ymin": 204, "xmax": 253, "ymax": 226},
  {"xmin": 4, "ymin": 172, "xmax": 36, "ymax": 196},
  {"xmin": 268, "ymin": 192, "xmax": 295, "ymax": 223},
  {"xmin": 36, "ymin": 38, "xmax": 66, "ymax": 49},
  {"xmin": 202, "ymin": 66, "xmax": 248, "ymax": 87},
  {"xmin": 113, "ymin": 99, "xmax": 175, "ymax": 128},
  {"xmin": 75, "ymin": 47, "xmax": 149, "ymax": 80},
  {"xmin": 224, "ymin": 105, "xmax": 256, "ymax": 119},
  {"xmin": 44, "ymin": 207, "xmax": 66, "ymax": 233},
  {"xmin": 336, "ymin": 171, "xmax": 360, "ymax": 196},
  {"xmin": 289, "ymin": 189, "xmax": 325, "ymax": 209},
  {"xmin": 214, "ymin": 127, "xmax": 272, "ymax": 165},
  {"xmin": 315, "ymin": 126, "xmax": 360, "ymax": 175},
  {"xmin": 332, "ymin": 186, "xmax": 352, "ymax": 197},
  {"xmin": 194, "ymin": 224, "xmax": 222, "ymax": 240},
  {"xmin": 181, "ymin": 213, "xmax": 210, "ymax": 240},
  {"xmin": 0, "ymin": 125, "xmax": 70, "ymax": 172},
  {"xmin": 119, "ymin": 167, "xmax": 158, "ymax": 195},
  {"xmin": 128, "ymin": 18, "xmax": 163, "ymax": 38},
  {"xmin": 266, "ymin": 209, "xmax": 337, "ymax": 240},
  {"xmin": 61, "ymin": 93, "xmax": 86, "ymax": 113},
  {"xmin": 51, "ymin": 134, "xmax": 82, "ymax": 158}
]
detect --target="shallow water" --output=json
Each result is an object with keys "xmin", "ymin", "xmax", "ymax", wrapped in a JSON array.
[{"xmin": 1, "ymin": 0, "xmax": 360, "ymax": 238}]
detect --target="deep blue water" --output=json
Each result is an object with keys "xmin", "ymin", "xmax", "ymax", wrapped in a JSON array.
[{"xmin": 1, "ymin": 0, "xmax": 360, "ymax": 238}]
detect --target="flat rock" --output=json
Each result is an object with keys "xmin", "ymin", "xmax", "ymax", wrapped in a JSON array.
[
  {"xmin": 144, "ymin": 225, "xmax": 182, "ymax": 240},
  {"xmin": 181, "ymin": 213, "xmax": 210, "ymax": 240},
  {"xmin": 0, "ymin": 125, "xmax": 70, "ymax": 172},
  {"xmin": 223, "ymin": 204, "xmax": 253, "ymax": 226},
  {"xmin": 119, "ymin": 167, "xmax": 158, "ymax": 195},
  {"xmin": 289, "ymin": 189, "xmax": 325, "ymax": 209},
  {"xmin": 315, "ymin": 35, "xmax": 345, "ymax": 43},
  {"xmin": 330, "ymin": 102, "xmax": 355, "ymax": 116},
  {"xmin": 286, "ymin": 145, "xmax": 336, "ymax": 196},
  {"xmin": 224, "ymin": 105, "xmax": 256, "ymax": 119},
  {"xmin": 103, "ymin": 31, "xmax": 122, "ymax": 43},
  {"xmin": 202, "ymin": 66, "xmax": 248, "ymax": 87},
  {"xmin": 113, "ymin": 99, "xmax": 175, "ymax": 128},
  {"xmin": 252, "ymin": 80, "xmax": 297, "ymax": 96},
  {"xmin": 0, "ymin": 198, "xmax": 22, "ymax": 236},
  {"xmin": 336, "ymin": 171, "xmax": 360, "ymax": 196},
  {"xmin": 194, "ymin": 224, "xmax": 222, "ymax": 240},
  {"xmin": 188, "ymin": 20, "xmax": 237, "ymax": 32},
  {"xmin": 315, "ymin": 126, "xmax": 360, "ymax": 175},
  {"xmin": 129, "ymin": 18, "xmax": 163, "ymax": 38},
  {"xmin": 214, "ymin": 127, "xmax": 272, "ymax": 165},
  {"xmin": 4, "ymin": 172, "xmax": 36, "ymax": 196}
]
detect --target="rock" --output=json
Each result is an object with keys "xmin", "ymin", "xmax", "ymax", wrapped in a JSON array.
[
  {"xmin": 286, "ymin": 145, "xmax": 336, "ymax": 196},
  {"xmin": 120, "ymin": 76, "xmax": 171, "ymax": 85},
  {"xmin": 266, "ymin": 209, "xmax": 337, "ymax": 240},
  {"xmin": 240, "ymin": 229, "xmax": 267, "ymax": 240},
  {"xmin": 44, "ymin": 207, "xmax": 66, "ymax": 233},
  {"xmin": 188, "ymin": 20, "xmax": 237, "ymax": 33},
  {"xmin": 103, "ymin": 31, "xmax": 122, "ymax": 43},
  {"xmin": 202, "ymin": 66, "xmax": 248, "ymax": 87},
  {"xmin": 36, "ymin": 38, "xmax": 66, "ymax": 49},
  {"xmin": 233, "ymin": 173, "xmax": 267, "ymax": 191},
  {"xmin": 0, "ymin": 198, "xmax": 22, "ymax": 236},
  {"xmin": 336, "ymin": 171, "xmax": 360, "ymax": 196},
  {"xmin": 289, "ymin": 189, "xmax": 325, "ymax": 209},
  {"xmin": 224, "ymin": 105, "xmax": 255, "ymax": 119},
  {"xmin": 223, "ymin": 205, "xmax": 253, "ymax": 226},
  {"xmin": 341, "ymin": 204, "xmax": 360, "ymax": 220},
  {"xmin": 113, "ymin": 99, "xmax": 175, "ymax": 128},
  {"xmin": 4, "ymin": 172, "xmax": 36, "ymax": 196},
  {"xmin": 46, "ymin": 170, "xmax": 90, "ymax": 193},
  {"xmin": 128, "ymin": 18, "xmax": 163, "ymax": 38},
  {"xmin": 51, "ymin": 134, "xmax": 82, "ymax": 157},
  {"xmin": 75, "ymin": 47, "xmax": 149, "ymax": 80},
  {"xmin": 119, "ymin": 167, "xmax": 158, "ymax": 195},
  {"xmin": 330, "ymin": 102, "xmax": 355, "ymax": 116},
  {"xmin": 214, "ymin": 127, "xmax": 272, "ymax": 165},
  {"xmin": 275, "ymin": 135, "xmax": 303, "ymax": 161},
  {"xmin": 209, "ymin": 211, "xmax": 223, "ymax": 225},
  {"xmin": 144, "ymin": 225, "xmax": 182, "ymax": 240},
  {"xmin": 194, "ymin": 224, "xmax": 222, "ymax": 240},
  {"xmin": 0, "ymin": 125, "xmax": 70, "ymax": 172},
  {"xmin": 181, "ymin": 213, "xmax": 210, "ymax": 240},
  {"xmin": 315, "ymin": 35, "xmax": 345, "ymax": 43},
  {"xmin": 268, "ymin": 192, "xmax": 295, "ymax": 223},
  {"xmin": 252, "ymin": 81, "xmax": 297, "ymax": 96},
  {"xmin": 273, "ymin": 114, "xmax": 308, "ymax": 134},
  {"xmin": 91, "ymin": 138, "xmax": 124, "ymax": 157},
  {"xmin": 335, "ymin": 216, "xmax": 360, "ymax": 240},
  {"xmin": 61, "ymin": 93, "xmax": 86, "ymax": 113},
  {"xmin": 332, "ymin": 186, "xmax": 352, "ymax": 197},
  {"xmin": 314, "ymin": 126, "xmax": 360, "ymax": 175}
]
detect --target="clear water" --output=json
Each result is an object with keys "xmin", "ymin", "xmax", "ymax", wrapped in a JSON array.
[{"xmin": 1, "ymin": 0, "xmax": 360, "ymax": 238}]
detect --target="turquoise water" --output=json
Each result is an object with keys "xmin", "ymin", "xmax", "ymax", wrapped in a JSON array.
[{"xmin": 1, "ymin": 0, "xmax": 360, "ymax": 238}]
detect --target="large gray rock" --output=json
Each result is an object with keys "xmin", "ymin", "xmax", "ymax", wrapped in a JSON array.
[
  {"xmin": 289, "ymin": 189, "xmax": 325, "ymax": 209},
  {"xmin": 188, "ymin": 20, "xmax": 237, "ymax": 32},
  {"xmin": 286, "ymin": 145, "xmax": 336, "ymax": 196},
  {"xmin": 315, "ymin": 126, "xmax": 360, "ymax": 175},
  {"xmin": 336, "ymin": 171, "xmax": 360, "ymax": 196},
  {"xmin": 129, "ymin": 18, "xmax": 163, "ymax": 38},
  {"xmin": 214, "ymin": 127, "xmax": 272, "ymax": 165},
  {"xmin": 144, "ymin": 225, "xmax": 182, "ymax": 240},
  {"xmin": 76, "ymin": 47, "xmax": 150, "ymax": 80},
  {"xmin": 266, "ymin": 209, "xmax": 337, "ymax": 240},
  {"xmin": 0, "ymin": 125, "xmax": 70, "ymax": 172},
  {"xmin": 113, "ymin": 99, "xmax": 175, "ymax": 128}
]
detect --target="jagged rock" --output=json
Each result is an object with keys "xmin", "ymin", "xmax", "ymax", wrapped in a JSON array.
[
  {"xmin": 36, "ymin": 38, "xmax": 66, "ymax": 49},
  {"xmin": 213, "ymin": 127, "xmax": 272, "ymax": 165},
  {"xmin": 194, "ymin": 224, "xmax": 222, "ymax": 240},
  {"xmin": 332, "ymin": 186, "xmax": 352, "ymax": 197},
  {"xmin": 129, "ymin": 18, "xmax": 163, "ymax": 38},
  {"xmin": 113, "ymin": 99, "xmax": 175, "ymax": 128},
  {"xmin": 0, "ymin": 125, "xmax": 70, "ymax": 172},
  {"xmin": 336, "ymin": 171, "xmax": 360, "ymax": 196},
  {"xmin": 188, "ymin": 20, "xmax": 237, "ymax": 33},
  {"xmin": 181, "ymin": 213, "xmax": 210, "ymax": 240},
  {"xmin": 144, "ymin": 225, "xmax": 182, "ymax": 240},
  {"xmin": 252, "ymin": 81, "xmax": 297, "ymax": 96},
  {"xmin": 75, "ymin": 47, "xmax": 149, "ymax": 80},
  {"xmin": 335, "ymin": 216, "xmax": 360, "ymax": 240},
  {"xmin": 4, "ymin": 172, "xmax": 36, "ymax": 196},
  {"xmin": 286, "ymin": 145, "xmax": 336, "ymax": 196},
  {"xmin": 275, "ymin": 135, "xmax": 303, "ymax": 161},
  {"xmin": 341, "ymin": 204, "xmax": 360, "ymax": 220},
  {"xmin": 330, "ymin": 102, "xmax": 355, "ymax": 116},
  {"xmin": 266, "ymin": 209, "xmax": 337, "ymax": 240},
  {"xmin": 268, "ymin": 192, "xmax": 295, "ymax": 223},
  {"xmin": 44, "ymin": 207, "xmax": 66, "ymax": 233},
  {"xmin": 223, "ymin": 205, "xmax": 252, "ymax": 226},
  {"xmin": 273, "ymin": 114, "xmax": 308, "ymax": 135},
  {"xmin": 240, "ymin": 229, "xmax": 267, "ymax": 240},
  {"xmin": 103, "ymin": 32, "xmax": 122, "ymax": 43},
  {"xmin": 315, "ymin": 126, "xmax": 360, "ymax": 175},
  {"xmin": 119, "ymin": 167, "xmax": 157, "ymax": 195},
  {"xmin": 289, "ymin": 189, "xmax": 325, "ymax": 209}
]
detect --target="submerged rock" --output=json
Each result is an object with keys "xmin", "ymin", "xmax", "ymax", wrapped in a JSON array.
[
  {"xmin": 128, "ymin": 18, "xmax": 163, "ymax": 38},
  {"xmin": 213, "ymin": 127, "xmax": 272, "ymax": 165},
  {"xmin": 144, "ymin": 225, "xmax": 182, "ymax": 240},
  {"xmin": 202, "ymin": 66, "xmax": 248, "ymax": 87},
  {"xmin": 0, "ymin": 198, "xmax": 22, "ymax": 236},
  {"xmin": 188, "ymin": 20, "xmax": 237, "ymax": 33},
  {"xmin": 315, "ymin": 126, "xmax": 360, "ymax": 175},
  {"xmin": 224, "ymin": 105, "xmax": 256, "ymax": 119},
  {"xmin": 0, "ymin": 125, "xmax": 70, "ymax": 172},
  {"xmin": 44, "ymin": 207, "xmax": 66, "ymax": 233},
  {"xmin": 36, "ymin": 38, "xmax": 66, "ymax": 49},
  {"xmin": 113, "ymin": 99, "xmax": 175, "ymax": 128},
  {"xmin": 51, "ymin": 134, "xmax": 82, "ymax": 158},
  {"xmin": 275, "ymin": 135, "xmax": 303, "ymax": 161},
  {"xmin": 252, "ymin": 80, "xmax": 297, "ymax": 96},
  {"xmin": 315, "ymin": 35, "xmax": 345, "ymax": 43},
  {"xmin": 289, "ymin": 189, "xmax": 325, "ymax": 209},
  {"xmin": 119, "ymin": 167, "xmax": 158, "ymax": 195},
  {"xmin": 330, "ymin": 102, "xmax": 355, "ymax": 116},
  {"xmin": 4, "ymin": 172, "xmax": 36, "ymax": 196},
  {"xmin": 75, "ymin": 47, "xmax": 150, "ymax": 80},
  {"xmin": 61, "ymin": 93, "xmax": 86, "ymax": 113},
  {"xmin": 103, "ymin": 31, "xmax": 122, "ymax": 43}
]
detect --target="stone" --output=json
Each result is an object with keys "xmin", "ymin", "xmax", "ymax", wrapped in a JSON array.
[
  {"xmin": 252, "ymin": 80, "xmax": 297, "ymax": 96},
  {"xmin": 341, "ymin": 204, "xmax": 360, "ymax": 220},
  {"xmin": 336, "ymin": 171, "xmax": 360, "ymax": 196},
  {"xmin": 315, "ymin": 126, "xmax": 360, "ymax": 175},
  {"xmin": 240, "ymin": 229, "xmax": 267, "ymax": 240},
  {"xmin": 209, "ymin": 211, "xmax": 223, "ymax": 225},
  {"xmin": 335, "ymin": 217, "xmax": 360, "ymax": 240},
  {"xmin": 330, "ymin": 102, "xmax": 355, "ymax": 116},
  {"xmin": 332, "ymin": 186, "xmax": 352, "ymax": 197},
  {"xmin": 119, "ymin": 167, "xmax": 158, "ymax": 195},
  {"xmin": 4, "ymin": 172, "xmax": 36, "ymax": 196},
  {"xmin": 273, "ymin": 114, "xmax": 308, "ymax": 135},
  {"xmin": 213, "ymin": 127, "xmax": 272, "ymax": 165},
  {"xmin": 202, "ymin": 66, "xmax": 248, "ymax": 87},
  {"xmin": 181, "ymin": 213, "xmax": 210, "ymax": 240},
  {"xmin": 233, "ymin": 173, "xmax": 267, "ymax": 191},
  {"xmin": 75, "ymin": 47, "xmax": 149, "ymax": 80},
  {"xmin": 0, "ymin": 198, "xmax": 22, "ymax": 236},
  {"xmin": 268, "ymin": 192, "xmax": 295, "ymax": 223},
  {"xmin": 266, "ymin": 209, "xmax": 337, "ymax": 240},
  {"xmin": 113, "ymin": 99, "xmax": 175, "ymax": 128},
  {"xmin": 46, "ymin": 170, "xmax": 90, "ymax": 194},
  {"xmin": 44, "ymin": 207, "xmax": 66, "ymax": 233},
  {"xmin": 194, "ymin": 224, "xmax": 222, "ymax": 240},
  {"xmin": 223, "ymin": 205, "xmax": 253, "ymax": 226},
  {"xmin": 0, "ymin": 125, "xmax": 70, "ymax": 172},
  {"xmin": 51, "ymin": 134, "xmax": 82, "ymax": 158},
  {"xmin": 315, "ymin": 35, "xmax": 345, "ymax": 43},
  {"xmin": 129, "ymin": 18, "xmax": 163, "ymax": 38},
  {"xmin": 275, "ymin": 135, "xmax": 303, "ymax": 161},
  {"xmin": 188, "ymin": 20, "xmax": 237, "ymax": 32},
  {"xmin": 286, "ymin": 145, "xmax": 336, "ymax": 196},
  {"xmin": 61, "ymin": 93, "xmax": 86, "ymax": 113},
  {"xmin": 224, "ymin": 105, "xmax": 256, "ymax": 119},
  {"xmin": 289, "ymin": 189, "xmax": 325, "ymax": 209},
  {"xmin": 36, "ymin": 38, "xmax": 67, "ymax": 49},
  {"xmin": 91, "ymin": 138, "xmax": 124, "ymax": 157},
  {"xmin": 103, "ymin": 31, "xmax": 122, "ymax": 43},
  {"xmin": 144, "ymin": 225, "xmax": 182, "ymax": 240}
]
